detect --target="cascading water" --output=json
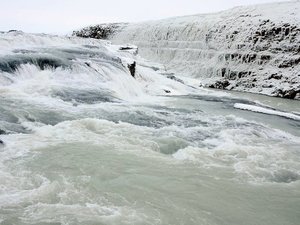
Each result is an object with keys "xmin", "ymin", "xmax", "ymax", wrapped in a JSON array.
[{"xmin": 0, "ymin": 31, "xmax": 300, "ymax": 225}]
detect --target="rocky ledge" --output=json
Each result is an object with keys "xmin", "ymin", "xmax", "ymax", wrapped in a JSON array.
[
  {"xmin": 73, "ymin": 23, "xmax": 128, "ymax": 39},
  {"xmin": 208, "ymin": 19, "xmax": 300, "ymax": 99}
]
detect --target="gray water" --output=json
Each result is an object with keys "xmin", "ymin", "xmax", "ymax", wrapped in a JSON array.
[{"xmin": 0, "ymin": 33, "xmax": 300, "ymax": 225}]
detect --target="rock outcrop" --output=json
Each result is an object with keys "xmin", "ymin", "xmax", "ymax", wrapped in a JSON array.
[
  {"xmin": 128, "ymin": 61, "xmax": 136, "ymax": 77},
  {"xmin": 73, "ymin": 23, "xmax": 128, "ymax": 39}
]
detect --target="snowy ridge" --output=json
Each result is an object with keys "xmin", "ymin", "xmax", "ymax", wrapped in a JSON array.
[{"xmin": 75, "ymin": 1, "xmax": 300, "ymax": 99}]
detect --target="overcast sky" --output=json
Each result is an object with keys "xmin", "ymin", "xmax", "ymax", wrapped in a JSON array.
[{"xmin": 0, "ymin": 0, "xmax": 292, "ymax": 34}]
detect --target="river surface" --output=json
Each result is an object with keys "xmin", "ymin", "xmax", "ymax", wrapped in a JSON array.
[{"xmin": 0, "ymin": 32, "xmax": 300, "ymax": 225}]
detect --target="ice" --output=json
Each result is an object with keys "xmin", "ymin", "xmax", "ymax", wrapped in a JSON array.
[{"xmin": 234, "ymin": 103, "xmax": 300, "ymax": 121}]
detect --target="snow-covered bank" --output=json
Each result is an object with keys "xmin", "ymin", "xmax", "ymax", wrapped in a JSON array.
[{"xmin": 74, "ymin": 1, "xmax": 300, "ymax": 100}]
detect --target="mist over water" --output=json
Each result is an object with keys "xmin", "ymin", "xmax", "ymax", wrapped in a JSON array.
[{"xmin": 0, "ymin": 32, "xmax": 300, "ymax": 225}]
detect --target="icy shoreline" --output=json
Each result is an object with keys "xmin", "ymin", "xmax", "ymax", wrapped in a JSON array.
[{"xmin": 73, "ymin": 1, "xmax": 300, "ymax": 100}]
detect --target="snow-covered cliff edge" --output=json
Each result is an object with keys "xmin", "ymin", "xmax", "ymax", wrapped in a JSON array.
[{"xmin": 74, "ymin": 1, "xmax": 300, "ymax": 99}]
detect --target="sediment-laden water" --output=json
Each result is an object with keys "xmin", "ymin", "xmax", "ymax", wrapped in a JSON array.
[{"xmin": 0, "ymin": 32, "xmax": 300, "ymax": 225}]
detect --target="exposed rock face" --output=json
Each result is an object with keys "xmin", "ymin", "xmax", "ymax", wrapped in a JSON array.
[
  {"xmin": 73, "ymin": 23, "xmax": 128, "ymax": 39},
  {"xmin": 209, "ymin": 80, "xmax": 230, "ymax": 89},
  {"xmin": 127, "ymin": 61, "xmax": 136, "ymax": 77},
  {"xmin": 73, "ymin": 1, "xmax": 300, "ymax": 99}
]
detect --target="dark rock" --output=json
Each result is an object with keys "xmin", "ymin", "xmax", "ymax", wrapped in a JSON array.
[
  {"xmin": 285, "ymin": 28, "xmax": 290, "ymax": 36},
  {"xmin": 273, "ymin": 27, "xmax": 281, "ymax": 34},
  {"xmin": 249, "ymin": 54, "xmax": 257, "ymax": 61},
  {"xmin": 128, "ymin": 61, "xmax": 136, "ymax": 77},
  {"xmin": 231, "ymin": 53, "xmax": 239, "ymax": 60},
  {"xmin": 272, "ymin": 88, "xmax": 300, "ymax": 99},
  {"xmin": 237, "ymin": 44, "xmax": 245, "ymax": 49},
  {"xmin": 278, "ymin": 57, "xmax": 300, "ymax": 68},
  {"xmin": 238, "ymin": 71, "xmax": 249, "ymax": 78},
  {"xmin": 283, "ymin": 89, "xmax": 300, "ymax": 99},
  {"xmin": 164, "ymin": 89, "xmax": 171, "ymax": 93},
  {"xmin": 221, "ymin": 68, "xmax": 226, "ymax": 77},
  {"xmin": 242, "ymin": 53, "xmax": 257, "ymax": 63},
  {"xmin": 261, "ymin": 19, "xmax": 270, "ymax": 25},
  {"xmin": 260, "ymin": 55, "xmax": 271, "ymax": 60},
  {"xmin": 119, "ymin": 47, "xmax": 134, "ymax": 51},
  {"xmin": 8, "ymin": 30, "xmax": 22, "ymax": 33},
  {"xmin": 209, "ymin": 80, "xmax": 230, "ymax": 89},
  {"xmin": 253, "ymin": 36, "xmax": 259, "ymax": 44},
  {"xmin": 0, "ymin": 140, "xmax": 3, "ymax": 145},
  {"xmin": 119, "ymin": 46, "xmax": 138, "ymax": 55},
  {"xmin": 262, "ymin": 84, "xmax": 274, "ymax": 88},
  {"xmin": 0, "ymin": 129, "xmax": 5, "ymax": 135},
  {"xmin": 269, "ymin": 73, "xmax": 283, "ymax": 80},
  {"xmin": 229, "ymin": 71, "xmax": 238, "ymax": 80},
  {"xmin": 160, "ymin": 72, "xmax": 174, "ymax": 76},
  {"xmin": 241, "ymin": 54, "xmax": 248, "ymax": 63},
  {"xmin": 73, "ymin": 23, "xmax": 128, "ymax": 39},
  {"xmin": 224, "ymin": 53, "xmax": 231, "ymax": 61},
  {"xmin": 167, "ymin": 75, "xmax": 184, "ymax": 84}
]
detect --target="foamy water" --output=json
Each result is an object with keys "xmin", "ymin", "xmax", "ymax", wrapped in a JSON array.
[{"xmin": 0, "ymin": 32, "xmax": 300, "ymax": 225}]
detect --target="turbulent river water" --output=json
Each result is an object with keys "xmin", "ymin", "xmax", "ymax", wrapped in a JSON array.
[{"xmin": 0, "ymin": 32, "xmax": 300, "ymax": 225}]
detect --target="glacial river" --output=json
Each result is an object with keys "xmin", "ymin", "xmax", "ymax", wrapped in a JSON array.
[{"xmin": 0, "ymin": 32, "xmax": 299, "ymax": 225}]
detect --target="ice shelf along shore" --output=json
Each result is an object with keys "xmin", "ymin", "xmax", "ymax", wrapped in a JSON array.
[{"xmin": 74, "ymin": 0, "xmax": 300, "ymax": 100}]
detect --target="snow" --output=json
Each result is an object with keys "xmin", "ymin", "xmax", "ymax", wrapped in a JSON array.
[{"xmin": 104, "ymin": 0, "xmax": 300, "ymax": 99}]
